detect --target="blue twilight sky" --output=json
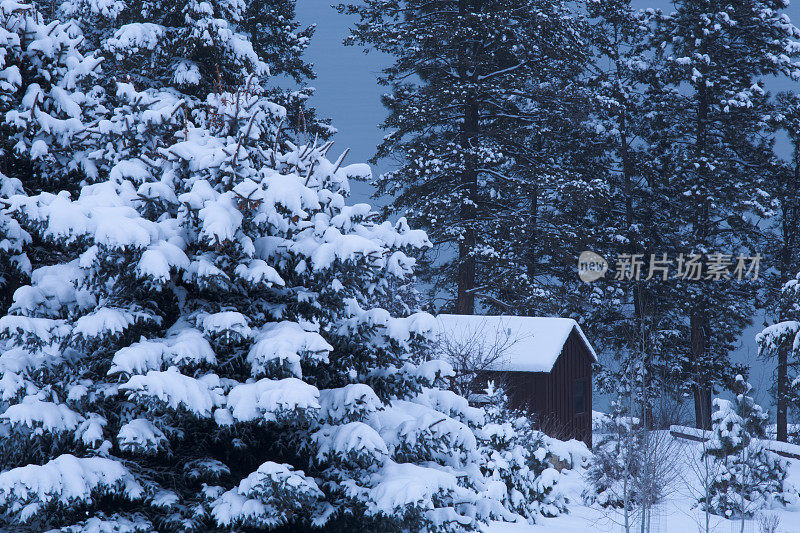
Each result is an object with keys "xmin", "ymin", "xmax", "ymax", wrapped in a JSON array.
[
  {"xmin": 295, "ymin": 1, "xmax": 391, "ymax": 204},
  {"xmin": 294, "ymin": 1, "xmax": 800, "ymax": 407}
]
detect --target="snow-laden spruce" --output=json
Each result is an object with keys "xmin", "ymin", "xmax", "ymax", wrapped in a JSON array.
[{"xmin": 0, "ymin": 72, "xmax": 571, "ymax": 530}]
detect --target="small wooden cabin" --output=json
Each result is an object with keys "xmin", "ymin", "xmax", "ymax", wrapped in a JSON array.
[{"xmin": 435, "ymin": 315, "xmax": 597, "ymax": 448}]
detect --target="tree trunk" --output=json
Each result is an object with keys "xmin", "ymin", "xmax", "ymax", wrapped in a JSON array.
[
  {"xmin": 455, "ymin": 99, "xmax": 478, "ymax": 315},
  {"xmin": 456, "ymin": 235, "xmax": 476, "ymax": 314},
  {"xmin": 691, "ymin": 76, "xmax": 713, "ymax": 431},
  {"xmin": 621, "ymin": 110, "xmax": 655, "ymax": 429},
  {"xmin": 526, "ymin": 184, "xmax": 538, "ymax": 281},
  {"xmin": 455, "ymin": 0, "xmax": 479, "ymax": 315},
  {"xmin": 778, "ymin": 236, "xmax": 789, "ymax": 442},
  {"xmin": 692, "ymin": 382, "xmax": 712, "ymax": 430},
  {"xmin": 778, "ymin": 344, "xmax": 788, "ymax": 442},
  {"xmin": 691, "ymin": 312, "xmax": 712, "ymax": 429}
]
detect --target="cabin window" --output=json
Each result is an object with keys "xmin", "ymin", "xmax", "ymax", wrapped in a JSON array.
[{"xmin": 574, "ymin": 379, "xmax": 587, "ymax": 415}]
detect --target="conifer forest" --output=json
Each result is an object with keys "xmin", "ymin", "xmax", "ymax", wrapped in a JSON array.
[{"xmin": 5, "ymin": 0, "xmax": 800, "ymax": 531}]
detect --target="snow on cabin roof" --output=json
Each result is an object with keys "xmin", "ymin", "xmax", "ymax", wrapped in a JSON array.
[{"xmin": 433, "ymin": 314, "xmax": 597, "ymax": 373}]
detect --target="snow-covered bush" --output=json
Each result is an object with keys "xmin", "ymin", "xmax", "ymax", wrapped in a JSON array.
[
  {"xmin": 583, "ymin": 401, "xmax": 638, "ymax": 508},
  {"xmin": 700, "ymin": 376, "xmax": 793, "ymax": 519},
  {"xmin": 472, "ymin": 384, "xmax": 585, "ymax": 520}
]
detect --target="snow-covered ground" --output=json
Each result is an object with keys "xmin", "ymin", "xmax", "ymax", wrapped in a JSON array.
[{"xmin": 488, "ymin": 434, "xmax": 800, "ymax": 533}]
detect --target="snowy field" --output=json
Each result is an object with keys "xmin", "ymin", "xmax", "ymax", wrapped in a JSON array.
[{"xmin": 488, "ymin": 434, "xmax": 800, "ymax": 533}]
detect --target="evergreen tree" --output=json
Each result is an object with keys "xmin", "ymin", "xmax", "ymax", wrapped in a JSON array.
[
  {"xmin": 700, "ymin": 376, "xmax": 791, "ymax": 519},
  {"xmin": 575, "ymin": 0, "xmax": 675, "ymax": 419},
  {"xmin": 242, "ymin": 0, "xmax": 333, "ymax": 140},
  {"xmin": 583, "ymin": 400, "xmax": 637, "ymax": 509},
  {"xmin": 52, "ymin": 0, "xmax": 327, "ymax": 187},
  {"xmin": 61, "ymin": 0, "xmax": 268, "ymax": 96},
  {"xmin": 340, "ymin": 0, "xmax": 587, "ymax": 314},
  {"xmin": 475, "ymin": 384, "xmax": 577, "ymax": 519},
  {"xmin": 526, "ymin": 0, "xmax": 689, "ymax": 421},
  {"xmin": 646, "ymin": 0, "xmax": 800, "ymax": 428},
  {"xmin": 758, "ymin": 270, "xmax": 800, "ymax": 441},
  {"xmin": 514, "ymin": 0, "xmax": 642, "ymax": 321},
  {"xmin": 0, "ymin": 0, "xmax": 101, "ymax": 193},
  {"xmin": 243, "ymin": 0, "xmax": 314, "ymax": 82},
  {"xmin": 60, "ymin": 0, "xmax": 326, "ymax": 144},
  {"xmin": 0, "ymin": 76, "xmax": 526, "ymax": 531}
]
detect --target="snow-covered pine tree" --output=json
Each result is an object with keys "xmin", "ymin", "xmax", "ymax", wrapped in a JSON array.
[
  {"xmin": 0, "ymin": 0, "xmax": 102, "ymax": 310},
  {"xmin": 700, "ymin": 376, "xmax": 791, "ymax": 519},
  {"xmin": 339, "ymin": 0, "xmax": 588, "ymax": 315},
  {"xmin": 646, "ymin": 0, "xmax": 800, "ymax": 429},
  {"xmin": 0, "ymin": 0, "xmax": 574, "ymax": 523},
  {"xmin": 243, "ymin": 0, "xmax": 314, "ymax": 82},
  {"xmin": 61, "ymin": 0, "xmax": 269, "ymax": 96},
  {"xmin": 564, "ymin": 0, "xmax": 685, "ymax": 423},
  {"xmin": 0, "ymin": 0, "xmax": 102, "ymax": 194},
  {"xmin": 512, "ymin": 0, "xmax": 645, "ymax": 322},
  {"xmin": 0, "ymin": 70, "xmax": 546, "ymax": 530},
  {"xmin": 583, "ymin": 400, "xmax": 638, "ymax": 509},
  {"xmin": 55, "ymin": 0, "xmax": 273, "ymax": 189},
  {"xmin": 61, "ymin": 0, "xmax": 326, "ymax": 145}
]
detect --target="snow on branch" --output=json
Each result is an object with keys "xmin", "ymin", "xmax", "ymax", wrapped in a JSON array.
[
  {"xmin": 0, "ymin": 455, "xmax": 143, "ymax": 522},
  {"xmin": 119, "ymin": 367, "xmax": 225, "ymax": 417}
]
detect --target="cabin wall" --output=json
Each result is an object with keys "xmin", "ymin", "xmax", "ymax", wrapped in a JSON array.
[
  {"xmin": 484, "ymin": 371, "xmax": 549, "ymax": 413},
  {"xmin": 480, "ymin": 330, "xmax": 593, "ymax": 448},
  {"xmin": 549, "ymin": 331, "xmax": 592, "ymax": 447}
]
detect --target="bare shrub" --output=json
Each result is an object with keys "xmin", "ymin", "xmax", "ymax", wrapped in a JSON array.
[
  {"xmin": 429, "ymin": 317, "xmax": 529, "ymax": 397},
  {"xmin": 681, "ymin": 436, "xmax": 723, "ymax": 533},
  {"xmin": 756, "ymin": 511, "xmax": 781, "ymax": 533},
  {"xmin": 650, "ymin": 390, "xmax": 692, "ymax": 429}
]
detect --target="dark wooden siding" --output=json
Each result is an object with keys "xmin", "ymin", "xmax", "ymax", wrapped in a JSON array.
[
  {"xmin": 481, "ymin": 328, "xmax": 593, "ymax": 448},
  {"xmin": 549, "ymin": 329, "xmax": 593, "ymax": 448}
]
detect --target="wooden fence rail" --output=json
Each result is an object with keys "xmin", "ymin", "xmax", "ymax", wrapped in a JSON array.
[{"xmin": 669, "ymin": 425, "xmax": 800, "ymax": 460}]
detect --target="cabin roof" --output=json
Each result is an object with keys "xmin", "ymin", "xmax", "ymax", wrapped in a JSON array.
[{"xmin": 434, "ymin": 314, "xmax": 597, "ymax": 373}]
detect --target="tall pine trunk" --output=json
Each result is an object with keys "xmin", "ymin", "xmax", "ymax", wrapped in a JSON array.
[
  {"xmin": 778, "ymin": 344, "xmax": 788, "ymax": 442},
  {"xmin": 691, "ymin": 311, "xmax": 712, "ymax": 429},
  {"xmin": 455, "ymin": 0, "xmax": 479, "ymax": 315},
  {"xmin": 456, "ymin": 97, "xmax": 478, "ymax": 314},
  {"xmin": 692, "ymin": 80, "xmax": 712, "ymax": 430},
  {"xmin": 620, "ymin": 96, "xmax": 655, "ymax": 428},
  {"xmin": 778, "ymin": 232, "xmax": 791, "ymax": 441},
  {"xmin": 526, "ymin": 183, "xmax": 538, "ymax": 281}
]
